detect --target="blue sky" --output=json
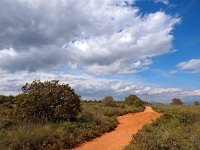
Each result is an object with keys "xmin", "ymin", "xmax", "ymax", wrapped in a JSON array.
[
  {"xmin": 0, "ymin": 0, "xmax": 200, "ymax": 103},
  {"xmin": 137, "ymin": 0, "xmax": 200, "ymax": 89}
]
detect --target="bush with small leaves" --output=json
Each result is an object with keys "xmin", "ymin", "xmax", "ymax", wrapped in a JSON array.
[
  {"xmin": 125, "ymin": 95, "xmax": 145, "ymax": 107},
  {"xmin": 102, "ymin": 96, "xmax": 117, "ymax": 107},
  {"xmin": 0, "ymin": 95, "xmax": 15, "ymax": 104},
  {"xmin": 13, "ymin": 80, "xmax": 81, "ymax": 123},
  {"xmin": 171, "ymin": 98, "xmax": 183, "ymax": 105}
]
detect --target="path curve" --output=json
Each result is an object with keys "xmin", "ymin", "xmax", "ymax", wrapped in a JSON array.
[{"xmin": 74, "ymin": 106, "xmax": 161, "ymax": 150}]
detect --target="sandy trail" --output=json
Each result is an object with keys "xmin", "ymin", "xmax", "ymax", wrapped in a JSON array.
[{"xmin": 74, "ymin": 106, "xmax": 161, "ymax": 150}]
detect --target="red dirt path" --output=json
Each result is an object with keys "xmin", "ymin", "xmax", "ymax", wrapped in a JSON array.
[{"xmin": 74, "ymin": 106, "xmax": 161, "ymax": 150}]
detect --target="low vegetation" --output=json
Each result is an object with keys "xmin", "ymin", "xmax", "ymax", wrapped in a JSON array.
[
  {"xmin": 125, "ymin": 104, "xmax": 200, "ymax": 150},
  {"xmin": 171, "ymin": 98, "xmax": 183, "ymax": 105},
  {"xmin": 14, "ymin": 80, "xmax": 81, "ymax": 122},
  {"xmin": 0, "ymin": 80, "xmax": 145, "ymax": 150},
  {"xmin": 2, "ymin": 82, "xmax": 199, "ymax": 150},
  {"xmin": 125, "ymin": 94, "xmax": 147, "ymax": 107},
  {"xmin": 102, "ymin": 96, "xmax": 117, "ymax": 107},
  {"xmin": 0, "ymin": 95, "xmax": 15, "ymax": 105},
  {"xmin": 194, "ymin": 101, "xmax": 200, "ymax": 106}
]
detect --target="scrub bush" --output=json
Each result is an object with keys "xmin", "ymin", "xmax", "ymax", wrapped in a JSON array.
[{"xmin": 14, "ymin": 80, "xmax": 81, "ymax": 123}]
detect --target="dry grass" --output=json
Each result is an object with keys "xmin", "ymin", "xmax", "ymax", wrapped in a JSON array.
[
  {"xmin": 0, "ymin": 101, "xmax": 144, "ymax": 150},
  {"xmin": 125, "ymin": 104, "xmax": 200, "ymax": 150}
]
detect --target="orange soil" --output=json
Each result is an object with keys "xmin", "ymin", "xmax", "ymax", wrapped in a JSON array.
[{"xmin": 73, "ymin": 106, "xmax": 162, "ymax": 150}]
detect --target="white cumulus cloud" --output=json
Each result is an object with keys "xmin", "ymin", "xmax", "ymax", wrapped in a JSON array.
[
  {"xmin": 154, "ymin": 0, "xmax": 170, "ymax": 5},
  {"xmin": 1, "ymin": 0, "xmax": 195, "ymax": 103},
  {"xmin": 0, "ymin": 70, "xmax": 199, "ymax": 103},
  {"xmin": 177, "ymin": 59, "xmax": 200, "ymax": 73},
  {"xmin": 0, "ymin": 0, "xmax": 180, "ymax": 74}
]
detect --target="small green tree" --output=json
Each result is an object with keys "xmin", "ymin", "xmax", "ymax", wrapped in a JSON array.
[
  {"xmin": 171, "ymin": 98, "xmax": 183, "ymax": 105},
  {"xmin": 125, "ymin": 95, "xmax": 145, "ymax": 107},
  {"xmin": 194, "ymin": 101, "xmax": 200, "ymax": 106},
  {"xmin": 14, "ymin": 80, "xmax": 81, "ymax": 122},
  {"xmin": 102, "ymin": 96, "xmax": 116, "ymax": 107}
]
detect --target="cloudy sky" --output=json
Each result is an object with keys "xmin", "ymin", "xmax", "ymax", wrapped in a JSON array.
[{"xmin": 0, "ymin": 0, "xmax": 200, "ymax": 103}]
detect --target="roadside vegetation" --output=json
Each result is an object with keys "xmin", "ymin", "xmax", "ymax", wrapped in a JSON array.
[
  {"xmin": 0, "ymin": 80, "xmax": 145, "ymax": 150},
  {"xmin": 125, "ymin": 102, "xmax": 200, "ymax": 150}
]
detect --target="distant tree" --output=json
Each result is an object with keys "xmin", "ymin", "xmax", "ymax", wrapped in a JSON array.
[
  {"xmin": 102, "ymin": 96, "xmax": 117, "ymax": 107},
  {"xmin": 194, "ymin": 101, "xmax": 200, "ymax": 106},
  {"xmin": 0, "ymin": 95, "xmax": 15, "ymax": 104},
  {"xmin": 125, "ymin": 95, "xmax": 145, "ymax": 107},
  {"xmin": 171, "ymin": 98, "xmax": 183, "ymax": 105},
  {"xmin": 0, "ymin": 95, "xmax": 6, "ymax": 104},
  {"xmin": 13, "ymin": 80, "xmax": 81, "ymax": 123}
]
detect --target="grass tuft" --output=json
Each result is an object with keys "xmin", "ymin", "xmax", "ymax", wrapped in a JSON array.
[{"xmin": 125, "ymin": 104, "xmax": 200, "ymax": 150}]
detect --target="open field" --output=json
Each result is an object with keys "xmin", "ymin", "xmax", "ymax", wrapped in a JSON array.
[
  {"xmin": 1, "ymin": 92, "xmax": 200, "ymax": 150},
  {"xmin": 0, "ymin": 100, "xmax": 144, "ymax": 150},
  {"xmin": 75, "ymin": 106, "xmax": 161, "ymax": 150},
  {"xmin": 125, "ymin": 104, "xmax": 200, "ymax": 150}
]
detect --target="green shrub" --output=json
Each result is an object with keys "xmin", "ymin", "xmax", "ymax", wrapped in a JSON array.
[
  {"xmin": 124, "ymin": 95, "xmax": 145, "ymax": 107},
  {"xmin": 102, "ymin": 96, "xmax": 117, "ymax": 107},
  {"xmin": 0, "ymin": 105, "xmax": 14, "ymax": 130},
  {"xmin": 0, "ymin": 95, "xmax": 15, "ymax": 104},
  {"xmin": 171, "ymin": 98, "xmax": 183, "ymax": 105},
  {"xmin": 177, "ymin": 111, "xmax": 200, "ymax": 125},
  {"xmin": 0, "ymin": 124, "xmax": 62, "ymax": 150},
  {"xmin": 126, "ymin": 125, "xmax": 179, "ymax": 150},
  {"xmin": 194, "ymin": 101, "xmax": 200, "ymax": 106},
  {"xmin": 0, "ymin": 100, "xmax": 144, "ymax": 149},
  {"xmin": 126, "ymin": 105, "xmax": 200, "ymax": 150},
  {"xmin": 13, "ymin": 80, "xmax": 81, "ymax": 123}
]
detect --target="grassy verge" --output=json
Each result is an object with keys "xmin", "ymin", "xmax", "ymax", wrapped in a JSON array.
[
  {"xmin": 0, "ymin": 101, "xmax": 144, "ymax": 150},
  {"xmin": 125, "ymin": 104, "xmax": 200, "ymax": 150}
]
